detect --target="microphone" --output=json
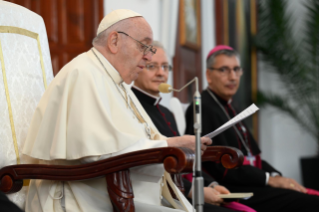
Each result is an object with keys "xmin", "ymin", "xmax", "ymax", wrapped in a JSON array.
[
  {"xmin": 158, "ymin": 83, "xmax": 172, "ymax": 93},
  {"xmin": 158, "ymin": 78, "xmax": 204, "ymax": 212},
  {"xmin": 158, "ymin": 78, "xmax": 198, "ymax": 94}
]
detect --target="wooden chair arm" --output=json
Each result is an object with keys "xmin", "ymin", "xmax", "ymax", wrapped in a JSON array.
[
  {"xmin": 202, "ymin": 146, "xmax": 244, "ymax": 169},
  {"xmin": 171, "ymin": 146, "xmax": 243, "ymax": 197},
  {"xmin": 0, "ymin": 147, "xmax": 194, "ymax": 194},
  {"xmin": 0, "ymin": 146, "xmax": 242, "ymax": 212}
]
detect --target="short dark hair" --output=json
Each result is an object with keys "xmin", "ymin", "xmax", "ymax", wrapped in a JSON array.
[{"xmin": 206, "ymin": 49, "xmax": 239, "ymax": 69}]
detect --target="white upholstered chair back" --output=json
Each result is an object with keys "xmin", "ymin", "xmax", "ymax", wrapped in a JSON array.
[
  {"xmin": 0, "ymin": 1, "xmax": 54, "ymax": 209},
  {"xmin": 169, "ymin": 97, "xmax": 190, "ymax": 136}
]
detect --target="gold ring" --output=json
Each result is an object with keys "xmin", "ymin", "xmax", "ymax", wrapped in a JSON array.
[{"xmin": 290, "ymin": 183, "xmax": 295, "ymax": 187}]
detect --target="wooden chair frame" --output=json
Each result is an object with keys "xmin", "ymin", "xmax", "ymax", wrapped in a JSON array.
[{"xmin": 0, "ymin": 146, "xmax": 243, "ymax": 211}]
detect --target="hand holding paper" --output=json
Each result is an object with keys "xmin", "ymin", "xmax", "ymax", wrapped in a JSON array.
[{"xmin": 204, "ymin": 104, "xmax": 259, "ymax": 139}]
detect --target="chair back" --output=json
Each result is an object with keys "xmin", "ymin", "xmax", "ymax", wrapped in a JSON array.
[
  {"xmin": 169, "ymin": 97, "xmax": 189, "ymax": 135},
  {"xmin": 0, "ymin": 1, "xmax": 54, "ymax": 208}
]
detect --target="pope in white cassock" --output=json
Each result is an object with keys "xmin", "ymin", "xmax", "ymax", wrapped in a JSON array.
[{"xmin": 21, "ymin": 9, "xmax": 211, "ymax": 212}]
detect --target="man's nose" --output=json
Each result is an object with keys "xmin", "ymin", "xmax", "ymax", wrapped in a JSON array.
[
  {"xmin": 228, "ymin": 69, "xmax": 237, "ymax": 79},
  {"xmin": 143, "ymin": 51, "xmax": 153, "ymax": 61},
  {"xmin": 156, "ymin": 66, "xmax": 166, "ymax": 76}
]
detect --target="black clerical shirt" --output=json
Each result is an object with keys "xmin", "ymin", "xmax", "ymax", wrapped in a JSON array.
[
  {"xmin": 185, "ymin": 89, "xmax": 281, "ymax": 187},
  {"xmin": 132, "ymin": 86, "xmax": 217, "ymax": 195},
  {"xmin": 132, "ymin": 86, "xmax": 178, "ymax": 137},
  {"xmin": 0, "ymin": 192, "xmax": 23, "ymax": 212}
]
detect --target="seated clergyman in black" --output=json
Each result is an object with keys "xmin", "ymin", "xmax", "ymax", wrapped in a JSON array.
[
  {"xmin": 0, "ymin": 192, "xmax": 24, "ymax": 212},
  {"xmin": 132, "ymin": 41, "xmax": 254, "ymax": 212},
  {"xmin": 185, "ymin": 45, "xmax": 319, "ymax": 212}
]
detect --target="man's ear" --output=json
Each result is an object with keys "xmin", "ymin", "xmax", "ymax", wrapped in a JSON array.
[{"xmin": 107, "ymin": 31, "xmax": 120, "ymax": 54}]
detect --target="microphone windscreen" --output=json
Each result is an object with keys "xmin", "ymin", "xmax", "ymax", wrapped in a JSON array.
[{"xmin": 158, "ymin": 83, "xmax": 172, "ymax": 93}]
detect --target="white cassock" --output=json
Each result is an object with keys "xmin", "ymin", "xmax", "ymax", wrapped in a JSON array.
[{"xmin": 22, "ymin": 48, "xmax": 193, "ymax": 212}]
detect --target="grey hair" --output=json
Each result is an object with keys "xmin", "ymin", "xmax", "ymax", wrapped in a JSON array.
[
  {"xmin": 92, "ymin": 30, "xmax": 108, "ymax": 46},
  {"xmin": 206, "ymin": 49, "xmax": 240, "ymax": 69},
  {"xmin": 151, "ymin": 40, "xmax": 164, "ymax": 49},
  {"xmin": 92, "ymin": 18, "xmax": 138, "ymax": 47}
]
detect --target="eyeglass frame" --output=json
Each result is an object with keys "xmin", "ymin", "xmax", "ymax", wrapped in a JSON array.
[
  {"xmin": 145, "ymin": 63, "xmax": 173, "ymax": 72},
  {"xmin": 208, "ymin": 66, "xmax": 243, "ymax": 76},
  {"xmin": 117, "ymin": 31, "xmax": 157, "ymax": 55}
]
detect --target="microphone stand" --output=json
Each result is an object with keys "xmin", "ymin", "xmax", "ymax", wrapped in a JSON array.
[
  {"xmin": 192, "ymin": 77, "xmax": 203, "ymax": 212},
  {"xmin": 159, "ymin": 78, "xmax": 204, "ymax": 211}
]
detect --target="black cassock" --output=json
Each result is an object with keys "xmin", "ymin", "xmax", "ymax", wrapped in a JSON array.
[
  {"xmin": 0, "ymin": 192, "xmax": 23, "ymax": 212},
  {"xmin": 185, "ymin": 89, "xmax": 319, "ymax": 212},
  {"xmin": 132, "ymin": 86, "xmax": 236, "ymax": 212}
]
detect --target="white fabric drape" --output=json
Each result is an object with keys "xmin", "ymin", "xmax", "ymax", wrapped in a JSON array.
[{"xmin": 23, "ymin": 48, "xmax": 192, "ymax": 212}]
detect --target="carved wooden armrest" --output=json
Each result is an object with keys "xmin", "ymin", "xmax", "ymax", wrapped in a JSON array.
[
  {"xmin": 0, "ymin": 146, "xmax": 241, "ymax": 212},
  {"xmin": 0, "ymin": 147, "xmax": 194, "ymax": 194},
  {"xmin": 202, "ymin": 146, "xmax": 244, "ymax": 169},
  {"xmin": 171, "ymin": 146, "xmax": 243, "ymax": 197}
]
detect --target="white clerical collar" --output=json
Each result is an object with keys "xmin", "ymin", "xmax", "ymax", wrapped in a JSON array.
[
  {"xmin": 91, "ymin": 47, "xmax": 123, "ymax": 84},
  {"xmin": 132, "ymin": 85, "xmax": 162, "ymax": 105}
]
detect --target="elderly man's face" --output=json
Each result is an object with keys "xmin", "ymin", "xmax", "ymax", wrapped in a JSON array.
[
  {"xmin": 118, "ymin": 18, "xmax": 154, "ymax": 84},
  {"xmin": 134, "ymin": 48, "xmax": 169, "ymax": 96},
  {"xmin": 206, "ymin": 54, "xmax": 241, "ymax": 101}
]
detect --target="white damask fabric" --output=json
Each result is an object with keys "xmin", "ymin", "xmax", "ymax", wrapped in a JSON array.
[{"xmin": 0, "ymin": 1, "xmax": 54, "ymax": 209}]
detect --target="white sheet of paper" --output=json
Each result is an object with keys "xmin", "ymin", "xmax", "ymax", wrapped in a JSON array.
[
  {"xmin": 203, "ymin": 104, "xmax": 259, "ymax": 139},
  {"xmin": 218, "ymin": 192, "xmax": 254, "ymax": 199}
]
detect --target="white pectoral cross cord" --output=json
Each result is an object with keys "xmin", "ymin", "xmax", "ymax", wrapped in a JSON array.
[
  {"xmin": 247, "ymin": 152, "xmax": 256, "ymax": 166},
  {"xmin": 120, "ymin": 83, "xmax": 152, "ymax": 139},
  {"xmin": 240, "ymin": 125, "xmax": 256, "ymax": 166}
]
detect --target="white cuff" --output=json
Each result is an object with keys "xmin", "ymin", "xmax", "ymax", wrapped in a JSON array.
[
  {"xmin": 265, "ymin": 172, "xmax": 270, "ymax": 185},
  {"xmin": 270, "ymin": 172, "xmax": 280, "ymax": 177},
  {"xmin": 208, "ymin": 181, "xmax": 219, "ymax": 188}
]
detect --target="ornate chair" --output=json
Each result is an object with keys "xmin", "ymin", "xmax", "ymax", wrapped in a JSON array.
[
  {"xmin": 1, "ymin": 146, "xmax": 243, "ymax": 211},
  {"xmin": 0, "ymin": 1, "xmax": 244, "ymax": 211},
  {"xmin": 0, "ymin": 1, "xmax": 54, "ymax": 208}
]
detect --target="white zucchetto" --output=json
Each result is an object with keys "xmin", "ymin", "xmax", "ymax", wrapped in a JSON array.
[{"xmin": 97, "ymin": 9, "xmax": 142, "ymax": 35}]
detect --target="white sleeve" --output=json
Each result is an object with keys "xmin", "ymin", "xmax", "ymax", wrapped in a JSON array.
[
  {"xmin": 80, "ymin": 138, "xmax": 167, "ymax": 163},
  {"xmin": 80, "ymin": 138, "xmax": 168, "ymax": 181}
]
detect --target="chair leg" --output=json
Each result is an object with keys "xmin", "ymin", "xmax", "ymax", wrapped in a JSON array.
[
  {"xmin": 106, "ymin": 169, "xmax": 135, "ymax": 212},
  {"xmin": 172, "ymin": 174, "xmax": 185, "ymax": 194}
]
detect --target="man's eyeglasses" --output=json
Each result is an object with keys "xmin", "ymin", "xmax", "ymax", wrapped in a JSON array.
[
  {"xmin": 117, "ymin": 31, "xmax": 157, "ymax": 55},
  {"xmin": 146, "ymin": 64, "xmax": 172, "ymax": 72},
  {"xmin": 208, "ymin": 66, "xmax": 243, "ymax": 76}
]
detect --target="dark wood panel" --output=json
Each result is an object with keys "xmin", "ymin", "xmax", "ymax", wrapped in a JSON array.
[
  {"xmin": 64, "ymin": 0, "xmax": 85, "ymax": 44},
  {"xmin": 43, "ymin": 0, "xmax": 59, "ymax": 44},
  {"xmin": 5, "ymin": 0, "xmax": 104, "ymax": 76},
  {"xmin": 215, "ymin": 0, "xmax": 224, "ymax": 45},
  {"xmin": 173, "ymin": 0, "xmax": 202, "ymax": 103}
]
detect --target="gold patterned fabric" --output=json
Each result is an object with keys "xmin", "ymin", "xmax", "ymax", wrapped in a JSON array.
[{"xmin": 0, "ymin": 1, "xmax": 54, "ymax": 209}]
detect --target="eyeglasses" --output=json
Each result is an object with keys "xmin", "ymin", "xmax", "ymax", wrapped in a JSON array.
[
  {"xmin": 146, "ymin": 64, "xmax": 172, "ymax": 72},
  {"xmin": 117, "ymin": 31, "xmax": 157, "ymax": 55},
  {"xmin": 208, "ymin": 66, "xmax": 243, "ymax": 76}
]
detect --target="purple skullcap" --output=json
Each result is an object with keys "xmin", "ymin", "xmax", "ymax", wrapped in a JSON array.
[{"xmin": 206, "ymin": 45, "xmax": 234, "ymax": 60}]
